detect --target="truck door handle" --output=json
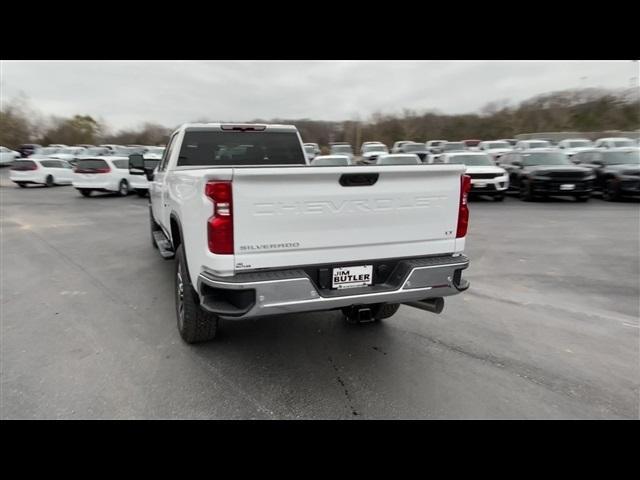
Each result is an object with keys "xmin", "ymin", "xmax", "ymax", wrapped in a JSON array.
[{"xmin": 339, "ymin": 173, "xmax": 379, "ymax": 187}]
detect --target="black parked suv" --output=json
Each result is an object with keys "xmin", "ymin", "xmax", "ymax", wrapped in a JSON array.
[
  {"xmin": 17, "ymin": 144, "xmax": 42, "ymax": 158},
  {"xmin": 500, "ymin": 149, "xmax": 595, "ymax": 201},
  {"xmin": 572, "ymin": 148, "xmax": 640, "ymax": 201}
]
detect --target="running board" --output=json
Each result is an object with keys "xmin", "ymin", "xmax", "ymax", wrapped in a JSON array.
[{"xmin": 152, "ymin": 230, "xmax": 175, "ymax": 259}]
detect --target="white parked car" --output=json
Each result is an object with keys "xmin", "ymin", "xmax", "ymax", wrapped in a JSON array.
[
  {"xmin": 439, "ymin": 152, "xmax": 509, "ymax": 201},
  {"xmin": 72, "ymin": 157, "xmax": 149, "ymax": 197},
  {"xmin": 515, "ymin": 139, "xmax": 552, "ymax": 150},
  {"xmin": 0, "ymin": 146, "xmax": 21, "ymax": 165},
  {"xmin": 48, "ymin": 144, "xmax": 68, "ymax": 148},
  {"xmin": 9, "ymin": 158, "xmax": 74, "ymax": 187},
  {"xmin": 441, "ymin": 142, "xmax": 467, "ymax": 153},
  {"xmin": 426, "ymin": 140, "xmax": 447, "ymax": 154},
  {"xmin": 391, "ymin": 140, "xmax": 412, "ymax": 153},
  {"xmin": 359, "ymin": 143, "xmax": 389, "ymax": 164},
  {"xmin": 310, "ymin": 155, "xmax": 352, "ymax": 166},
  {"xmin": 594, "ymin": 137, "xmax": 636, "ymax": 149},
  {"xmin": 329, "ymin": 144, "xmax": 354, "ymax": 161},
  {"xmin": 303, "ymin": 143, "xmax": 321, "ymax": 155},
  {"xmin": 557, "ymin": 139, "xmax": 594, "ymax": 161},
  {"xmin": 478, "ymin": 140, "xmax": 513, "ymax": 162},
  {"xmin": 398, "ymin": 142, "xmax": 431, "ymax": 162},
  {"xmin": 49, "ymin": 146, "xmax": 87, "ymax": 164},
  {"xmin": 375, "ymin": 153, "xmax": 421, "ymax": 165}
]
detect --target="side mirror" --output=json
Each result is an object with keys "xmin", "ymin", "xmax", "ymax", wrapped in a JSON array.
[
  {"xmin": 143, "ymin": 159, "xmax": 159, "ymax": 181},
  {"xmin": 129, "ymin": 153, "xmax": 145, "ymax": 175}
]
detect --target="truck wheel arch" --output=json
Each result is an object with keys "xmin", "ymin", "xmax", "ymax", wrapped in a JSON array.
[{"xmin": 169, "ymin": 213, "xmax": 183, "ymax": 251}]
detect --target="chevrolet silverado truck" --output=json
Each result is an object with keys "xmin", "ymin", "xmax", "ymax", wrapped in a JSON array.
[{"xmin": 129, "ymin": 123, "xmax": 471, "ymax": 343}]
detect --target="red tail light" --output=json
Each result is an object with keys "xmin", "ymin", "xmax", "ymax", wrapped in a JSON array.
[
  {"xmin": 205, "ymin": 181, "xmax": 233, "ymax": 254},
  {"xmin": 456, "ymin": 174, "xmax": 471, "ymax": 238}
]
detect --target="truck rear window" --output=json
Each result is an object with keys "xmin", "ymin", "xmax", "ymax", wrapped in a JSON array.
[{"xmin": 177, "ymin": 131, "xmax": 306, "ymax": 166}]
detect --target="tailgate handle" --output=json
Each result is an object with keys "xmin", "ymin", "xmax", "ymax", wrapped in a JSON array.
[{"xmin": 339, "ymin": 173, "xmax": 379, "ymax": 187}]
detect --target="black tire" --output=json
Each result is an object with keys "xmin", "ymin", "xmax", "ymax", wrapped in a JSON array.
[
  {"xmin": 602, "ymin": 179, "xmax": 620, "ymax": 202},
  {"xmin": 136, "ymin": 189, "xmax": 148, "ymax": 197},
  {"xmin": 519, "ymin": 180, "xmax": 535, "ymax": 201},
  {"xmin": 118, "ymin": 179, "xmax": 129, "ymax": 196},
  {"xmin": 149, "ymin": 208, "xmax": 160, "ymax": 249},
  {"xmin": 16, "ymin": 182, "xmax": 27, "ymax": 188},
  {"xmin": 45, "ymin": 175, "xmax": 54, "ymax": 187},
  {"xmin": 373, "ymin": 303, "xmax": 400, "ymax": 320},
  {"xmin": 575, "ymin": 194, "xmax": 590, "ymax": 202},
  {"xmin": 79, "ymin": 189, "xmax": 92, "ymax": 197},
  {"xmin": 175, "ymin": 245, "xmax": 219, "ymax": 343},
  {"xmin": 494, "ymin": 194, "xmax": 505, "ymax": 202}
]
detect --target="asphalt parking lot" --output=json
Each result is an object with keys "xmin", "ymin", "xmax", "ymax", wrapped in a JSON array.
[{"xmin": 1, "ymin": 167, "xmax": 638, "ymax": 419}]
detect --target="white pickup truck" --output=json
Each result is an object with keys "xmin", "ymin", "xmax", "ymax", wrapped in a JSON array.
[{"xmin": 129, "ymin": 123, "xmax": 471, "ymax": 343}]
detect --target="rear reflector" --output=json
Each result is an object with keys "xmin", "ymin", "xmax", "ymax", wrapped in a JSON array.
[
  {"xmin": 456, "ymin": 174, "xmax": 471, "ymax": 238},
  {"xmin": 205, "ymin": 181, "xmax": 233, "ymax": 254}
]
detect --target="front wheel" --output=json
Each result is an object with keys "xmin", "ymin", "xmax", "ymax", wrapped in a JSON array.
[
  {"xmin": 16, "ymin": 182, "xmax": 27, "ymax": 188},
  {"xmin": 602, "ymin": 180, "xmax": 620, "ymax": 202},
  {"xmin": 493, "ymin": 194, "xmax": 505, "ymax": 202},
  {"xmin": 175, "ymin": 245, "xmax": 219, "ymax": 343},
  {"xmin": 79, "ymin": 189, "xmax": 92, "ymax": 197},
  {"xmin": 45, "ymin": 175, "xmax": 54, "ymax": 187}
]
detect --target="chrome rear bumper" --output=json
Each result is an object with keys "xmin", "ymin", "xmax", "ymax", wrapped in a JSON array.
[{"xmin": 197, "ymin": 254, "xmax": 469, "ymax": 319}]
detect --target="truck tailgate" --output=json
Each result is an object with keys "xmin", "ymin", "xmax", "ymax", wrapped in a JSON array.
[{"xmin": 231, "ymin": 165, "xmax": 465, "ymax": 271}]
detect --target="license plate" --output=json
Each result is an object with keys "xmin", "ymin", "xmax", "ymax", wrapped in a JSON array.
[
  {"xmin": 560, "ymin": 184, "xmax": 575, "ymax": 190},
  {"xmin": 332, "ymin": 265, "xmax": 373, "ymax": 290}
]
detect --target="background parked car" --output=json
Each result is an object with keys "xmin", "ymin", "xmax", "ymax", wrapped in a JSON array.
[
  {"xmin": 426, "ymin": 140, "xmax": 447, "ymax": 154},
  {"xmin": 0, "ymin": 146, "xmax": 21, "ymax": 165},
  {"xmin": 478, "ymin": 140, "xmax": 513, "ymax": 162},
  {"xmin": 500, "ymin": 139, "xmax": 518, "ymax": 146},
  {"xmin": 441, "ymin": 141, "xmax": 467, "ymax": 153},
  {"xmin": 463, "ymin": 139, "xmax": 482, "ymax": 150},
  {"xmin": 572, "ymin": 148, "xmax": 640, "ymax": 201},
  {"xmin": 329, "ymin": 144, "xmax": 354, "ymax": 161},
  {"xmin": 557, "ymin": 138, "xmax": 593, "ymax": 161},
  {"xmin": 439, "ymin": 151, "xmax": 509, "ymax": 201},
  {"xmin": 499, "ymin": 149, "xmax": 594, "ymax": 201},
  {"xmin": 73, "ymin": 157, "xmax": 147, "ymax": 197},
  {"xmin": 514, "ymin": 139, "xmax": 552, "ymax": 150},
  {"xmin": 391, "ymin": 140, "xmax": 412, "ymax": 153},
  {"xmin": 49, "ymin": 146, "xmax": 87, "ymax": 166},
  {"xmin": 9, "ymin": 158, "xmax": 74, "ymax": 187},
  {"xmin": 303, "ymin": 143, "xmax": 321, "ymax": 157},
  {"xmin": 359, "ymin": 143, "xmax": 389, "ymax": 164},
  {"xmin": 310, "ymin": 155, "xmax": 352, "ymax": 166},
  {"xmin": 398, "ymin": 142, "xmax": 430, "ymax": 162},
  {"xmin": 17, "ymin": 144, "xmax": 42, "ymax": 158},
  {"xmin": 375, "ymin": 153, "xmax": 421, "ymax": 165},
  {"xmin": 594, "ymin": 137, "xmax": 636, "ymax": 149}
]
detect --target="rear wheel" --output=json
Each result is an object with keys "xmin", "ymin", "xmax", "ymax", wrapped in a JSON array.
[
  {"xmin": 175, "ymin": 245, "xmax": 219, "ymax": 343},
  {"xmin": 494, "ymin": 194, "xmax": 505, "ymax": 202},
  {"xmin": 118, "ymin": 179, "xmax": 129, "ymax": 196},
  {"xmin": 79, "ymin": 189, "xmax": 92, "ymax": 197},
  {"xmin": 45, "ymin": 175, "xmax": 54, "ymax": 187}
]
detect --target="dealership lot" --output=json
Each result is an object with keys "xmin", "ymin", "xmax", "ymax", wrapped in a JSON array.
[{"xmin": 1, "ymin": 168, "xmax": 638, "ymax": 419}]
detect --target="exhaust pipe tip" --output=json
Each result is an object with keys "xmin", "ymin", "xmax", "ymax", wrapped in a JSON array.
[{"xmin": 404, "ymin": 297, "xmax": 445, "ymax": 314}]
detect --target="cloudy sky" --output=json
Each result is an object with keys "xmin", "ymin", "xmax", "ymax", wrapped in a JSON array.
[{"xmin": 2, "ymin": 60, "xmax": 637, "ymax": 130}]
